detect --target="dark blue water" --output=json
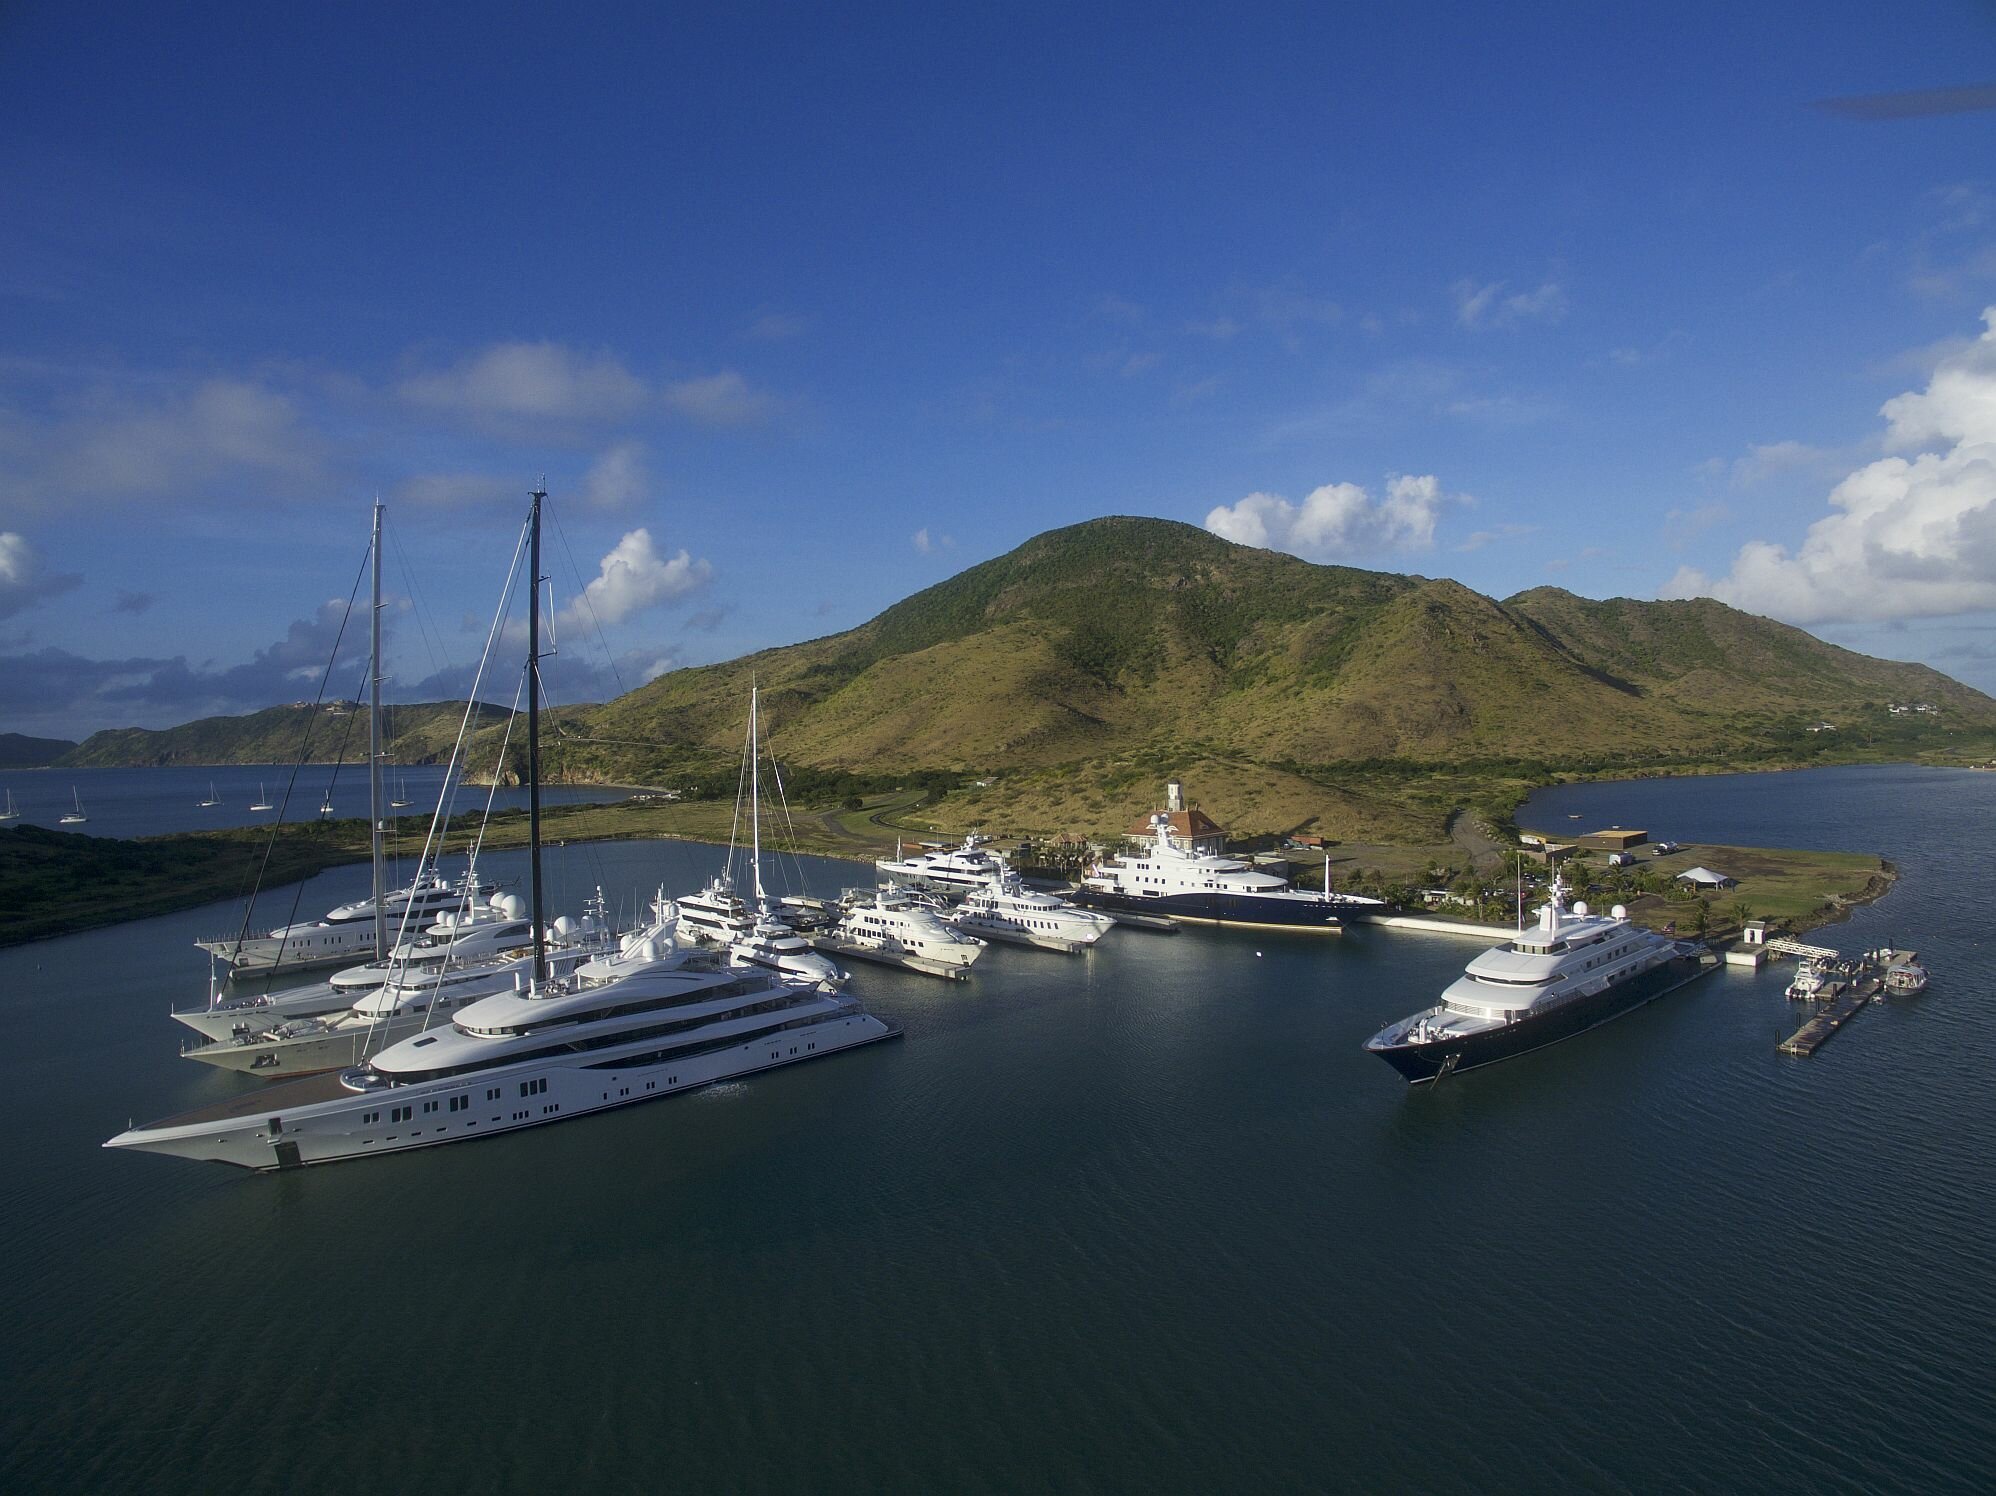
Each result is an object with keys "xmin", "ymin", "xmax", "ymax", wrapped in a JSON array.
[
  {"xmin": 1, "ymin": 765, "xmax": 1990, "ymax": 1494},
  {"xmin": 0, "ymin": 763, "xmax": 634, "ymax": 839}
]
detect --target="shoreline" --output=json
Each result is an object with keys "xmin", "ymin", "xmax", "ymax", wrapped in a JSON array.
[{"xmin": 2, "ymin": 760, "xmax": 1945, "ymax": 953}]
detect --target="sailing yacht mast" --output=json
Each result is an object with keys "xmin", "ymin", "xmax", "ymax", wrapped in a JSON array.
[
  {"xmin": 369, "ymin": 501, "xmax": 387, "ymax": 961},
  {"xmin": 749, "ymin": 681, "xmax": 763, "ymax": 908},
  {"xmin": 527, "ymin": 486, "xmax": 547, "ymax": 988}
]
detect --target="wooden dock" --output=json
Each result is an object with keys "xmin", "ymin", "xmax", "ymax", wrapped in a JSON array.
[{"xmin": 1776, "ymin": 946, "xmax": 1915, "ymax": 1055}]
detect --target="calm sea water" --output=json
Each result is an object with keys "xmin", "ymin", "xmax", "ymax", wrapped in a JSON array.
[
  {"xmin": 2, "ymin": 764, "xmax": 1990, "ymax": 1494},
  {"xmin": 0, "ymin": 763, "xmax": 634, "ymax": 840}
]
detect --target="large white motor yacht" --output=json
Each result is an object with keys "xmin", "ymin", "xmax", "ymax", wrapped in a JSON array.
[
  {"xmin": 109, "ymin": 919, "xmax": 895, "ymax": 1168},
  {"xmin": 1076, "ymin": 815, "xmax": 1386, "ymax": 931},
  {"xmin": 730, "ymin": 906, "xmax": 846, "ymax": 989},
  {"xmin": 195, "ymin": 867, "xmax": 493, "ymax": 974},
  {"xmin": 948, "ymin": 870, "xmax": 1113, "ymax": 952},
  {"xmin": 1364, "ymin": 875, "xmax": 1710, "ymax": 1084},
  {"xmin": 833, "ymin": 883, "xmax": 985, "ymax": 969},
  {"xmin": 874, "ymin": 834, "xmax": 1007, "ymax": 895},
  {"xmin": 676, "ymin": 874, "xmax": 757, "ymax": 946},
  {"xmin": 180, "ymin": 905, "xmax": 619, "ymax": 1077},
  {"xmin": 171, "ymin": 886, "xmax": 529, "ymax": 1041}
]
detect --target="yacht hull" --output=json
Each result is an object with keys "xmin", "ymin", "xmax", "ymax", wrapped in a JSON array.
[
  {"xmin": 1366, "ymin": 955, "xmax": 1712, "ymax": 1084},
  {"xmin": 1072, "ymin": 888, "xmax": 1348, "ymax": 931},
  {"xmin": 109, "ymin": 1011, "xmax": 900, "ymax": 1170}
]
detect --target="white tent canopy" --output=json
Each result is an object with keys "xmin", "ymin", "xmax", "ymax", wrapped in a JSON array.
[{"xmin": 1675, "ymin": 866, "xmax": 1736, "ymax": 888}]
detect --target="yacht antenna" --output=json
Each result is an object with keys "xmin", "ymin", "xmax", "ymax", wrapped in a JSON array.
[
  {"xmin": 527, "ymin": 485, "xmax": 547, "ymax": 987},
  {"xmin": 369, "ymin": 500, "xmax": 387, "ymax": 961}
]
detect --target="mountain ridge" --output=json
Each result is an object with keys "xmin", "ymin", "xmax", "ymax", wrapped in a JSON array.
[{"xmin": 48, "ymin": 519, "xmax": 1996, "ymax": 847}]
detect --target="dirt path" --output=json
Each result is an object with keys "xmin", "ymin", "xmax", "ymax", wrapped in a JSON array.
[{"xmin": 1446, "ymin": 807, "xmax": 1508, "ymax": 874}]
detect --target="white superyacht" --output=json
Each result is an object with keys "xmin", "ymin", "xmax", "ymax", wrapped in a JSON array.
[
  {"xmin": 947, "ymin": 867, "xmax": 1113, "ymax": 952},
  {"xmin": 1364, "ymin": 874, "xmax": 1710, "ymax": 1083},
  {"xmin": 832, "ymin": 883, "xmax": 985, "ymax": 970},
  {"xmin": 875, "ymin": 834, "xmax": 1007, "ymax": 895},
  {"xmin": 180, "ymin": 903, "xmax": 618, "ymax": 1076}
]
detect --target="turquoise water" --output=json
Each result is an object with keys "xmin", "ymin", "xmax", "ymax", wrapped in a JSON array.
[{"xmin": 2, "ymin": 766, "xmax": 1991, "ymax": 1493}]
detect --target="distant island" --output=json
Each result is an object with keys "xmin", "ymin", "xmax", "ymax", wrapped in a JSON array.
[
  {"xmin": 53, "ymin": 700, "xmax": 507, "ymax": 771},
  {"xmin": 0, "ymin": 732, "xmax": 78, "ymax": 768}
]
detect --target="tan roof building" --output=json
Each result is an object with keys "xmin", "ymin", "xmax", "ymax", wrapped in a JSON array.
[{"xmin": 1126, "ymin": 806, "xmax": 1227, "ymax": 856}]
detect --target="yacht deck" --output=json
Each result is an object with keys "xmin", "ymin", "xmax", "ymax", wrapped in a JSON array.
[{"xmin": 140, "ymin": 1071, "xmax": 355, "ymax": 1129}]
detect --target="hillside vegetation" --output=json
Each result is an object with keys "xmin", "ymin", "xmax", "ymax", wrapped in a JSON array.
[
  {"xmin": 535, "ymin": 517, "xmax": 1996, "ymax": 842},
  {"xmin": 60, "ymin": 701, "xmax": 507, "ymax": 769},
  {"xmin": 54, "ymin": 518, "xmax": 1996, "ymax": 848}
]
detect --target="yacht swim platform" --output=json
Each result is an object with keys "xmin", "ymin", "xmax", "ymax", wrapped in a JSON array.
[{"xmin": 1098, "ymin": 909, "xmax": 1180, "ymax": 933}]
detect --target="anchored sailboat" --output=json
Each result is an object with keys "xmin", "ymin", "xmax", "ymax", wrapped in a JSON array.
[{"xmin": 59, "ymin": 788, "xmax": 87, "ymax": 824}]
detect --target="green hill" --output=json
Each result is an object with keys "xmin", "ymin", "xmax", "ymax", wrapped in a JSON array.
[
  {"xmin": 56, "ymin": 517, "xmax": 1996, "ymax": 846},
  {"xmin": 0, "ymin": 732, "xmax": 76, "ymax": 768},
  {"xmin": 59, "ymin": 700, "xmax": 507, "ymax": 769},
  {"xmin": 515, "ymin": 516, "xmax": 1996, "ymax": 842}
]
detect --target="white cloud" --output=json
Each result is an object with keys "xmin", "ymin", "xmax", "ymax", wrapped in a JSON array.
[
  {"xmin": 1454, "ymin": 278, "xmax": 1568, "ymax": 329},
  {"xmin": 396, "ymin": 471, "xmax": 519, "ymax": 508},
  {"xmin": 579, "ymin": 441, "xmax": 651, "ymax": 509},
  {"xmin": 1456, "ymin": 523, "xmax": 1538, "ymax": 553},
  {"xmin": 0, "ymin": 532, "xmax": 81, "ymax": 619},
  {"xmin": 557, "ymin": 528, "xmax": 712, "ymax": 633},
  {"xmin": 1665, "ymin": 307, "xmax": 1996, "ymax": 623},
  {"xmin": 1093, "ymin": 293, "xmax": 1146, "ymax": 327},
  {"xmin": 6, "ymin": 377, "xmax": 327, "ymax": 509},
  {"xmin": 400, "ymin": 342, "xmax": 647, "ymax": 422},
  {"xmin": 1727, "ymin": 440, "xmax": 1843, "ymax": 486},
  {"xmin": 1204, "ymin": 474, "xmax": 1458, "ymax": 560},
  {"xmin": 911, "ymin": 527, "xmax": 956, "ymax": 555},
  {"xmin": 662, "ymin": 371, "xmax": 772, "ymax": 427},
  {"xmin": 745, "ymin": 310, "xmax": 808, "ymax": 341}
]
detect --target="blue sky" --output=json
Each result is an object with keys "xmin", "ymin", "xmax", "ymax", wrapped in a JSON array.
[{"xmin": 4, "ymin": 1, "xmax": 1996, "ymax": 738}]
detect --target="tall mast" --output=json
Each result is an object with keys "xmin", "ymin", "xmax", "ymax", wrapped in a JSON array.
[
  {"xmin": 749, "ymin": 681, "xmax": 763, "ymax": 907},
  {"xmin": 369, "ymin": 501, "xmax": 387, "ymax": 960},
  {"xmin": 527, "ymin": 486, "xmax": 547, "ymax": 987}
]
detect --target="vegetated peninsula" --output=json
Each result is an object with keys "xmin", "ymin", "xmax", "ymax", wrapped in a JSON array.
[{"xmin": 58, "ymin": 700, "xmax": 507, "ymax": 769}]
